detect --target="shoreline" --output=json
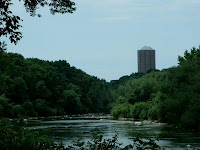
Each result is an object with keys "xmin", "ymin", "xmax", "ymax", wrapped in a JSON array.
[{"xmin": 27, "ymin": 114, "xmax": 167, "ymax": 127}]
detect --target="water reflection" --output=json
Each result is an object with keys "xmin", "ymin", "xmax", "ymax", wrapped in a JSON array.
[{"xmin": 27, "ymin": 117, "xmax": 200, "ymax": 149}]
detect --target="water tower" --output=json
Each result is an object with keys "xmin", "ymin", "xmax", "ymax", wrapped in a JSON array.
[{"xmin": 137, "ymin": 46, "xmax": 156, "ymax": 73}]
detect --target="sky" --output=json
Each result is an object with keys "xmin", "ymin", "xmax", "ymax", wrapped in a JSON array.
[{"xmin": 4, "ymin": 0, "xmax": 200, "ymax": 81}]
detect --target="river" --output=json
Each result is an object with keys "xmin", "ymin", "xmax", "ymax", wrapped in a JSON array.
[{"xmin": 26, "ymin": 114, "xmax": 200, "ymax": 149}]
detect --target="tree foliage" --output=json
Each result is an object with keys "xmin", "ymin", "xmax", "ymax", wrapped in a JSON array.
[
  {"xmin": 110, "ymin": 46, "xmax": 200, "ymax": 130},
  {"xmin": 0, "ymin": 52, "xmax": 112, "ymax": 117},
  {"xmin": 0, "ymin": 0, "xmax": 76, "ymax": 50}
]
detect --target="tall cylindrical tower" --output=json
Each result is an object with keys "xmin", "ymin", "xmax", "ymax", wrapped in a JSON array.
[{"xmin": 138, "ymin": 46, "xmax": 156, "ymax": 73}]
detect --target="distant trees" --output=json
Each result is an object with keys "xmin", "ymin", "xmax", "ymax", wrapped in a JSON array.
[
  {"xmin": 0, "ymin": 52, "xmax": 113, "ymax": 118},
  {"xmin": 0, "ymin": 0, "xmax": 76, "ymax": 50},
  {"xmin": 1, "ymin": 46, "xmax": 200, "ymax": 130},
  {"xmin": 110, "ymin": 46, "xmax": 200, "ymax": 130}
]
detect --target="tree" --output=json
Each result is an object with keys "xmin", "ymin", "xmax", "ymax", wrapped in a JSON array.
[
  {"xmin": 0, "ymin": 0, "xmax": 76, "ymax": 50},
  {"xmin": 60, "ymin": 89, "xmax": 82, "ymax": 114},
  {"xmin": 35, "ymin": 80, "xmax": 51, "ymax": 99}
]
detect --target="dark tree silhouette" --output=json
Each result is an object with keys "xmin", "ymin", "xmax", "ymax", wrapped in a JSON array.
[{"xmin": 0, "ymin": 0, "xmax": 76, "ymax": 51}]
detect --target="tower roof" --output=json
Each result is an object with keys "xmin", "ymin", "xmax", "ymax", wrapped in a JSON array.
[{"xmin": 140, "ymin": 46, "xmax": 153, "ymax": 50}]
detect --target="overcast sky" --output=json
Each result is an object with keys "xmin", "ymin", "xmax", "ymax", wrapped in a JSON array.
[{"xmin": 4, "ymin": 0, "xmax": 200, "ymax": 81}]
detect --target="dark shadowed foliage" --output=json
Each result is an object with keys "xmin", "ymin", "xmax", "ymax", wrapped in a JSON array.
[{"xmin": 0, "ymin": 52, "xmax": 112, "ymax": 117}]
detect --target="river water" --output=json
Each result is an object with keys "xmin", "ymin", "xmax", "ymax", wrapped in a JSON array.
[{"xmin": 27, "ymin": 115, "xmax": 200, "ymax": 149}]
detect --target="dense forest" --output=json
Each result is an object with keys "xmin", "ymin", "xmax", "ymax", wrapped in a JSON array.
[
  {"xmin": 0, "ymin": 52, "xmax": 112, "ymax": 118},
  {"xmin": 1, "ymin": 46, "xmax": 200, "ymax": 130},
  {"xmin": 110, "ymin": 47, "xmax": 200, "ymax": 130}
]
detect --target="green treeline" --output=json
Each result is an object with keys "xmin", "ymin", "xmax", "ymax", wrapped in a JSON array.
[
  {"xmin": 110, "ymin": 47, "xmax": 200, "ymax": 130},
  {"xmin": 1, "ymin": 46, "xmax": 200, "ymax": 130},
  {"xmin": 0, "ymin": 52, "xmax": 112, "ymax": 117}
]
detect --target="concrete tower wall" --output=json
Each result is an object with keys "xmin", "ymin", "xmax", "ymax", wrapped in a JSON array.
[{"xmin": 138, "ymin": 50, "xmax": 156, "ymax": 73}]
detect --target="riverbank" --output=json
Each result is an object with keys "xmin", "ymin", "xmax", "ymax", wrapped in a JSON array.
[
  {"xmin": 27, "ymin": 113, "xmax": 111, "ymax": 121},
  {"xmin": 27, "ymin": 114, "xmax": 167, "ymax": 127},
  {"xmin": 117, "ymin": 117, "xmax": 167, "ymax": 126}
]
